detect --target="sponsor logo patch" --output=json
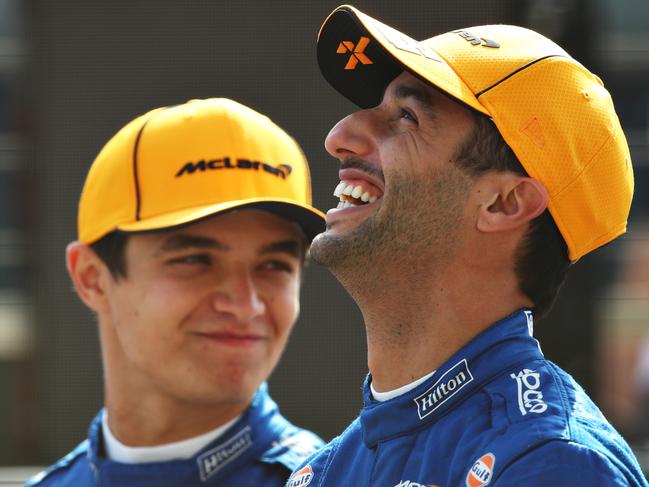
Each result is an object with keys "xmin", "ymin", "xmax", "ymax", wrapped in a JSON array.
[
  {"xmin": 196, "ymin": 426, "xmax": 253, "ymax": 481},
  {"xmin": 510, "ymin": 368, "xmax": 548, "ymax": 416},
  {"xmin": 175, "ymin": 158, "xmax": 292, "ymax": 179},
  {"xmin": 374, "ymin": 23, "xmax": 442, "ymax": 62},
  {"xmin": 336, "ymin": 36, "xmax": 373, "ymax": 70},
  {"xmin": 287, "ymin": 465, "xmax": 314, "ymax": 487},
  {"xmin": 466, "ymin": 453, "xmax": 495, "ymax": 487},
  {"xmin": 393, "ymin": 481, "xmax": 441, "ymax": 487},
  {"xmin": 414, "ymin": 359, "xmax": 473, "ymax": 419},
  {"xmin": 453, "ymin": 29, "xmax": 500, "ymax": 48}
]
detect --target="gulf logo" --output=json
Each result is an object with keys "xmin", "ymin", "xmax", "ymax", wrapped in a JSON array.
[
  {"xmin": 465, "ymin": 453, "xmax": 495, "ymax": 487},
  {"xmin": 287, "ymin": 465, "xmax": 314, "ymax": 487}
]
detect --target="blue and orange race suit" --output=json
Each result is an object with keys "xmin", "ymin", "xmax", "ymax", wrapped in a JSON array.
[
  {"xmin": 28, "ymin": 384, "xmax": 323, "ymax": 486},
  {"xmin": 287, "ymin": 310, "xmax": 648, "ymax": 487}
]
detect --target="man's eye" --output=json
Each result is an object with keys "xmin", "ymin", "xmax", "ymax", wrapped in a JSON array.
[
  {"xmin": 401, "ymin": 108, "xmax": 418, "ymax": 124},
  {"xmin": 260, "ymin": 260, "xmax": 294, "ymax": 273},
  {"xmin": 170, "ymin": 254, "xmax": 211, "ymax": 265}
]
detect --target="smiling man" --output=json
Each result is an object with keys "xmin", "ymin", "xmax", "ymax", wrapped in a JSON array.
[
  {"xmin": 26, "ymin": 98, "xmax": 325, "ymax": 486},
  {"xmin": 286, "ymin": 6, "xmax": 648, "ymax": 487}
]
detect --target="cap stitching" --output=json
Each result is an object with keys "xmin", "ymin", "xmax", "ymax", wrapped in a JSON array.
[
  {"xmin": 580, "ymin": 224, "xmax": 627, "ymax": 257},
  {"xmin": 131, "ymin": 109, "xmax": 172, "ymax": 221},
  {"xmin": 131, "ymin": 121, "xmax": 148, "ymax": 221},
  {"xmin": 475, "ymin": 55, "xmax": 566, "ymax": 98},
  {"xmin": 551, "ymin": 129, "xmax": 615, "ymax": 255}
]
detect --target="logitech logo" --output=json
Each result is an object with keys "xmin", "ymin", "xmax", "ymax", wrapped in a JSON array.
[{"xmin": 510, "ymin": 368, "xmax": 548, "ymax": 416}]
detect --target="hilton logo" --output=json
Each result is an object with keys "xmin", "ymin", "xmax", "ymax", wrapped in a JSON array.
[
  {"xmin": 197, "ymin": 426, "xmax": 253, "ymax": 481},
  {"xmin": 414, "ymin": 359, "xmax": 473, "ymax": 419}
]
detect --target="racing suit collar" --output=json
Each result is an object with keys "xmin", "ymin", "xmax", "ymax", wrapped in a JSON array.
[
  {"xmin": 360, "ymin": 309, "xmax": 543, "ymax": 447},
  {"xmin": 85, "ymin": 383, "xmax": 286, "ymax": 482}
]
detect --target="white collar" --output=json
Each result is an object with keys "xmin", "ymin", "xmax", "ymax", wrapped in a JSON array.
[
  {"xmin": 102, "ymin": 411, "xmax": 240, "ymax": 464},
  {"xmin": 371, "ymin": 369, "xmax": 436, "ymax": 402}
]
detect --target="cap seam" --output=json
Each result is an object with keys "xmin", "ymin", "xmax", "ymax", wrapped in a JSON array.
[
  {"xmin": 581, "ymin": 223, "xmax": 627, "ymax": 256},
  {"xmin": 132, "ymin": 107, "xmax": 173, "ymax": 221},
  {"xmin": 550, "ymin": 130, "xmax": 613, "ymax": 200},
  {"xmin": 547, "ymin": 128, "xmax": 620, "ymax": 261},
  {"xmin": 475, "ymin": 55, "xmax": 567, "ymax": 98},
  {"xmin": 132, "ymin": 120, "xmax": 149, "ymax": 221}
]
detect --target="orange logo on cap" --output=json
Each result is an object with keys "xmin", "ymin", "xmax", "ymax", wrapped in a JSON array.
[
  {"xmin": 466, "ymin": 453, "xmax": 495, "ymax": 487},
  {"xmin": 336, "ymin": 36, "xmax": 373, "ymax": 70}
]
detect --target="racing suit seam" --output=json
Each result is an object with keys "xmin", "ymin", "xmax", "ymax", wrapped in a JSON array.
[
  {"xmin": 545, "ymin": 361, "xmax": 574, "ymax": 439},
  {"xmin": 316, "ymin": 439, "xmax": 341, "ymax": 487}
]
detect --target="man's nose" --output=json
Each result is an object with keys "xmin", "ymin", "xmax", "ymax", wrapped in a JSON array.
[
  {"xmin": 324, "ymin": 109, "xmax": 377, "ymax": 160},
  {"xmin": 210, "ymin": 271, "xmax": 266, "ymax": 323}
]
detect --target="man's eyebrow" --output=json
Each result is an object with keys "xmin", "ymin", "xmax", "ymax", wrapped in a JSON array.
[
  {"xmin": 260, "ymin": 240, "xmax": 302, "ymax": 259},
  {"xmin": 158, "ymin": 234, "xmax": 229, "ymax": 253},
  {"xmin": 156, "ymin": 234, "xmax": 301, "ymax": 258},
  {"xmin": 392, "ymin": 84, "xmax": 436, "ymax": 119}
]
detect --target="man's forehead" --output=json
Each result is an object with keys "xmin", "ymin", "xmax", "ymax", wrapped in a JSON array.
[
  {"xmin": 147, "ymin": 211, "xmax": 305, "ymax": 252},
  {"xmin": 380, "ymin": 71, "xmax": 476, "ymax": 130},
  {"xmin": 384, "ymin": 72, "xmax": 465, "ymax": 109}
]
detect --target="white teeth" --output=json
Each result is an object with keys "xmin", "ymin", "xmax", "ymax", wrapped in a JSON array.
[{"xmin": 333, "ymin": 180, "xmax": 380, "ymax": 207}]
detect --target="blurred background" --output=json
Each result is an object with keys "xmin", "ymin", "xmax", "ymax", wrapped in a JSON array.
[{"xmin": 0, "ymin": 0, "xmax": 647, "ymax": 483}]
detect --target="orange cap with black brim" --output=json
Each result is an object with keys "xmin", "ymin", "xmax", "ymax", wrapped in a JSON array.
[
  {"xmin": 78, "ymin": 98, "xmax": 325, "ymax": 244},
  {"xmin": 317, "ymin": 5, "xmax": 634, "ymax": 262}
]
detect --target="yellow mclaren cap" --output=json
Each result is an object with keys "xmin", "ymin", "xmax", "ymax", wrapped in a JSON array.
[
  {"xmin": 317, "ymin": 5, "xmax": 634, "ymax": 261},
  {"xmin": 78, "ymin": 98, "xmax": 325, "ymax": 244}
]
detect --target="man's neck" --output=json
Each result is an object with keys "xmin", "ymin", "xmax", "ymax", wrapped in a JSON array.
[
  {"xmin": 102, "ymin": 410, "xmax": 240, "ymax": 463},
  {"xmin": 345, "ymin": 260, "xmax": 528, "ymax": 392},
  {"xmin": 103, "ymin": 390, "xmax": 247, "ymax": 447}
]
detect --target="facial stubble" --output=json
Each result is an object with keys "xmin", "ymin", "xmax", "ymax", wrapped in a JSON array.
[{"xmin": 310, "ymin": 163, "xmax": 473, "ymax": 292}]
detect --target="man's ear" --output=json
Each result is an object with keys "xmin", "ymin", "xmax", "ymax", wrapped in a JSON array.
[
  {"xmin": 66, "ymin": 241, "xmax": 112, "ymax": 314},
  {"xmin": 476, "ymin": 175, "xmax": 548, "ymax": 233}
]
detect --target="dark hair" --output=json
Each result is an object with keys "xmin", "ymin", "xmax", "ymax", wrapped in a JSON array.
[
  {"xmin": 454, "ymin": 113, "xmax": 570, "ymax": 318},
  {"xmin": 90, "ymin": 231, "xmax": 130, "ymax": 280}
]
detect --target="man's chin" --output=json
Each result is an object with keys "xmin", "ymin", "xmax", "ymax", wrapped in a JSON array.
[
  {"xmin": 309, "ymin": 231, "xmax": 344, "ymax": 267},
  {"xmin": 310, "ymin": 222, "xmax": 371, "ymax": 269}
]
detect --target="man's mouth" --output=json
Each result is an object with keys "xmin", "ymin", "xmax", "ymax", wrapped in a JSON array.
[
  {"xmin": 194, "ymin": 331, "xmax": 265, "ymax": 348},
  {"xmin": 332, "ymin": 179, "xmax": 382, "ymax": 209}
]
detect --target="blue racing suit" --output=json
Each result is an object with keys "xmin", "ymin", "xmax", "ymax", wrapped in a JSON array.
[
  {"xmin": 287, "ymin": 310, "xmax": 648, "ymax": 487},
  {"xmin": 27, "ymin": 383, "xmax": 323, "ymax": 486}
]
